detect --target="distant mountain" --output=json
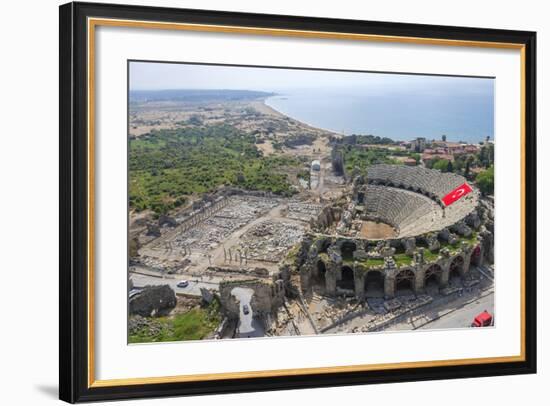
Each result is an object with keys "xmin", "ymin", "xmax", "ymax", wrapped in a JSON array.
[{"xmin": 129, "ymin": 89, "xmax": 275, "ymax": 103}]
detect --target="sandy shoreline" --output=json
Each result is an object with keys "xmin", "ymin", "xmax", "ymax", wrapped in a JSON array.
[
  {"xmin": 253, "ymin": 97, "xmax": 340, "ymax": 137},
  {"xmin": 249, "ymin": 99, "xmax": 282, "ymax": 117}
]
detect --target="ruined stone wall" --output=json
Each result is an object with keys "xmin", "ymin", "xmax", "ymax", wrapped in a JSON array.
[
  {"xmin": 313, "ymin": 206, "xmax": 342, "ymax": 231},
  {"xmin": 331, "ymin": 148, "xmax": 345, "ymax": 177},
  {"xmin": 297, "ymin": 232, "xmax": 487, "ymax": 300},
  {"xmin": 218, "ymin": 279, "xmax": 285, "ymax": 319}
]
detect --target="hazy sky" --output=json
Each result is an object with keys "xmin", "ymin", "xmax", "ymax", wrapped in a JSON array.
[{"xmin": 129, "ymin": 61, "xmax": 494, "ymax": 94}]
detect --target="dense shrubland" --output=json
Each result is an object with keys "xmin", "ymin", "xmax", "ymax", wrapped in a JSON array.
[{"xmin": 129, "ymin": 125, "xmax": 300, "ymax": 214}]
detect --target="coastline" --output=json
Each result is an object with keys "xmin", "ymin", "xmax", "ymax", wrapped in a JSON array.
[
  {"xmin": 260, "ymin": 95, "xmax": 490, "ymax": 144},
  {"xmin": 255, "ymin": 97, "xmax": 340, "ymax": 137},
  {"xmin": 249, "ymin": 99, "xmax": 282, "ymax": 117}
]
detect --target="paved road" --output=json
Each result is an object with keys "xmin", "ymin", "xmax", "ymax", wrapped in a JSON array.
[
  {"xmin": 419, "ymin": 291, "xmax": 495, "ymax": 330},
  {"xmin": 308, "ymin": 159, "xmax": 325, "ymax": 198},
  {"xmin": 130, "ymin": 272, "xmax": 219, "ymax": 297},
  {"xmin": 232, "ymin": 287, "xmax": 265, "ymax": 338}
]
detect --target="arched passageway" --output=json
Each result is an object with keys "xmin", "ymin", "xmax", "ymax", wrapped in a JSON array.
[
  {"xmin": 340, "ymin": 241, "xmax": 357, "ymax": 261},
  {"xmin": 449, "ymin": 256, "xmax": 464, "ymax": 282},
  {"xmin": 424, "ymin": 264, "xmax": 442, "ymax": 292},
  {"xmin": 364, "ymin": 270, "xmax": 384, "ymax": 297},
  {"xmin": 337, "ymin": 266, "xmax": 355, "ymax": 291},
  {"xmin": 318, "ymin": 240, "xmax": 331, "ymax": 254},
  {"xmin": 395, "ymin": 269, "xmax": 415, "ymax": 295},
  {"xmin": 316, "ymin": 260, "xmax": 326, "ymax": 284}
]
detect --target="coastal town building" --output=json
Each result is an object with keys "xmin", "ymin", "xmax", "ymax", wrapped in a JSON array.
[{"xmin": 412, "ymin": 137, "xmax": 426, "ymax": 152}]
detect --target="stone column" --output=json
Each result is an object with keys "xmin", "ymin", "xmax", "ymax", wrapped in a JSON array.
[
  {"xmin": 413, "ymin": 266, "xmax": 424, "ymax": 294},
  {"xmin": 325, "ymin": 264, "xmax": 337, "ymax": 296},
  {"xmin": 354, "ymin": 266, "xmax": 365, "ymax": 299},
  {"xmin": 384, "ymin": 274, "xmax": 395, "ymax": 299},
  {"xmin": 461, "ymin": 254, "xmax": 469, "ymax": 276},
  {"xmin": 440, "ymin": 262, "xmax": 450, "ymax": 287},
  {"xmin": 336, "ymin": 264, "xmax": 343, "ymax": 283},
  {"xmin": 300, "ymin": 264, "xmax": 311, "ymax": 294},
  {"xmin": 476, "ymin": 245, "xmax": 485, "ymax": 267}
]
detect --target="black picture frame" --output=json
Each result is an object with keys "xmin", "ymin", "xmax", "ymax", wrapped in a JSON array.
[{"xmin": 59, "ymin": 1, "xmax": 537, "ymax": 403}]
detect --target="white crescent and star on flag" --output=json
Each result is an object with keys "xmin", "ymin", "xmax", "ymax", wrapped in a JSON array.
[
  {"xmin": 442, "ymin": 182, "xmax": 473, "ymax": 207},
  {"xmin": 451, "ymin": 187, "xmax": 466, "ymax": 199}
]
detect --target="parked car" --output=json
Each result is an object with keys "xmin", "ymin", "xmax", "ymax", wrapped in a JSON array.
[
  {"xmin": 177, "ymin": 280, "xmax": 189, "ymax": 288},
  {"xmin": 243, "ymin": 304, "xmax": 250, "ymax": 315},
  {"xmin": 471, "ymin": 311, "xmax": 493, "ymax": 327}
]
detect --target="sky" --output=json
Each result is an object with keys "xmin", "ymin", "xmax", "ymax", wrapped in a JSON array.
[{"xmin": 129, "ymin": 61, "xmax": 494, "ymax": 95}]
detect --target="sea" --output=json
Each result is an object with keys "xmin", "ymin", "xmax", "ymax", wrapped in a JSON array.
[{"xmin": 265, "ymin": 80, "xmax": 494, "ymax": 144}]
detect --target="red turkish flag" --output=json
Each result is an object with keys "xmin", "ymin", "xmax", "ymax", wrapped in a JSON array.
[{"xmin": 442, "ymin": 182, "xmax": 473, "ymax": 206}]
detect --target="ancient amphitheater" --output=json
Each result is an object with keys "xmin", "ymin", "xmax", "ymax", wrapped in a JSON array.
[
  {"xmin": 359, "ymin": 164, "xmax": 480, "ymax": 237},
  {"xmin": 296, "ymin": 164, "xmax": 494, "ymax": 300}
]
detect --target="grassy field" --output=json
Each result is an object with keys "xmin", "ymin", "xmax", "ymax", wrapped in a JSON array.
[
  {"xmin": 440, "ymin": 232, "xmax": 479, "ymax": 254},
  {"xmin": 129, "ymin": 124, "xmax": 302, "ymax": 214},
  {"xmin": 129, "ymin": 302, "xmax": 222, "ymax": 343},
  {"xmin": 342, "ymin": 256, "xmax": 385, "ymax": 268},
  {"xmin": 423, "ymin": 249, "xmax": 440, "ymax": 262},
  {"xmin": 366, "ymin": 257, "xmax": 385, "ymax": 268},
  {"xmin": 394, "ymin": 253, "xmax": 414, "ymax": 267},
  {"xmin": 394, "ymin": 249, "xmax": 440, "ymax": 267}
]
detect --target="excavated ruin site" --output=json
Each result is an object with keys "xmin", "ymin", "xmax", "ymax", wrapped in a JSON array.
[{"xmin": 130, "ymin": 163, "xmax": 494, "ymax": 339}]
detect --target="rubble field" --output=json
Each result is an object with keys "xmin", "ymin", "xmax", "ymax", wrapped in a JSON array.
[
  {"xmin": 234, "ymin": 219, "xmax": 306, "ymax": 263},
  {"xmin": 173, "ymin": 197, "xmax": 279, "ymax": 252}
]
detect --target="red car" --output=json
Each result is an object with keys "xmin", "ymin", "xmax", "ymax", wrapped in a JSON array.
[{"xmin": 471, "ymin": 311, "xmax": 493, "ymax": 327}]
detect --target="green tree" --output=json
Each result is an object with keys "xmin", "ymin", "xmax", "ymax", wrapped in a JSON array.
[
  {"xmin": 453, "ymin": 155, "xmax": 464, "ymax": 173},
  {"xmin": 476, "ymin": 165, "xmax": 494, "ymax": 195},
  {"xmin": 442, "ymin": 134, "xmax": 447, "ymax": 142},
  {"xmin": 478, "ymin": 144, "xmax": 495, "ymax": 168},
  {"xmin": 128, "ymin": 124, "xmax": 300, "ymax": 214},
  {"xmin": 447, "ymin": 160, "xmax": 454, "ymax": 173},
  {"xmin": 432, "ymin": 159, "xmax": 449, "ymax": 172},
  {"xmin": 464, "ymin": 155, "xmax": 475, "ymax": 177},
  {"xmin": 187, "ymin": 115, "xmax": 202, "ymax": 126}
]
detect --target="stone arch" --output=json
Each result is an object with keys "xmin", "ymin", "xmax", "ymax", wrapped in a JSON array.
[
  {"xmin": 395, "ymin": 269, "xmax": 415, "ymax": 295},
  {"xmin": 337, "ymin": 265, "xmax": 355, "ymax": 291},
  {"xmin": 364, "ymin": 270, "xmax": 384, "ymax": 297},
  {"xmin": 316, "ymin": 259, "xmax": 327, "ymax": 285},
  {"xmin": 340, "ymin": 241, "xmax": 357, "ymax": 261},
  {"xmin": 424, "ymin": 264, "xmax": 443, "ymax": 289},
  {"xmin": 449, "ymin": 255, "xmax": 465, "ymax": 280},
  {"xmin": 319, "ymin": 239, "xmax": 331, "ymax": 254}
]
